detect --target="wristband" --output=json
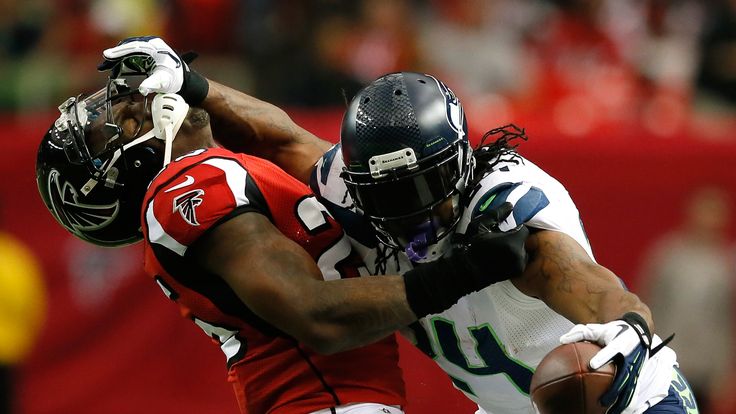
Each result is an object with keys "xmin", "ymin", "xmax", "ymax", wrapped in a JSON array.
[
  {"xmin": 180, "ymin": 70, "xmax": 209, "ymax": 105},
  {"xmin": 402, "ymin": 251, "xmax": 485, "ymax": 318},
  {"xmin": 621, "ymin": 312, "xmax": 652, "ymax": 349}
]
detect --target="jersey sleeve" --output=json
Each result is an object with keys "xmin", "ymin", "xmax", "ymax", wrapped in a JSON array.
[
  {"xmin": 144, "ymin": 157, "xmax": 269, "ymax": 257},
  {"xmin": 458, "ymin": 156, "xmax": 595, "ymax": 260},
  {"xmin": 310, "ymin": 144, "xmax": 377, "ymax": 248}
]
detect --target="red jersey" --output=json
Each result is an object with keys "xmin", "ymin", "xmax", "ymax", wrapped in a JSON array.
[{"xmin": 140, "ymin": 147, "xmax": 405, "ymax": 414}]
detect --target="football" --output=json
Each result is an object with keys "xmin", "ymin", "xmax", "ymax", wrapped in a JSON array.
[{"xmin": 530, "ymin": 341, "xmax": 616, "ymax": 414}]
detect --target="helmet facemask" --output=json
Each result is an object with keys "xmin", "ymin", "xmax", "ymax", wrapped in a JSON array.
[
  {"xmin": 344, "ymin": 140, "xmax": 472, "ymax": 262},
  {"xmin": 37, "ymin": 70, "xmax": 190, "ymax": 247},
  {"xmin": 340, "ymin": 72, "xmax": 473, "ymax": 263}
]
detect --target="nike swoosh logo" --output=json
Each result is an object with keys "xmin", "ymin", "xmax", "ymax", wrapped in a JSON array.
[
  {"xmin": 479, "ymin": 193, "xmax": 497, "ymax": 212},
  {"xmin": 614, "ymin": 324, "xmax": 629, "ymax": 339},
  {"xmin": 165, "ymin": 175, "xmax": 195, "ymax": 193}
]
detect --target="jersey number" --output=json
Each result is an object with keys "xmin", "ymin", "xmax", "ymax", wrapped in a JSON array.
[
  {"xmin": 428, "ymin": 317, "xmax": 534, "ymax": 397},
  {"xmin": 295, "ymin": 196, "xmax": 365, "ymax": 280}
]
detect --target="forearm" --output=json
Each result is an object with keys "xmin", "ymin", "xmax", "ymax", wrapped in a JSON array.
[
  {"xmin": 520, "ymin": 230, "xmax": 654, "ymax": 329},
  {"xmin": 300, "ymin": 275, "xmax": 417, "ymax": 353},
  {"xmin": 200, "ymin": 80, "xmax": 330, "ymax": 182},
  {"xmin": 554, "ymin": 262, "xmax": 653, "ymax": 328}
]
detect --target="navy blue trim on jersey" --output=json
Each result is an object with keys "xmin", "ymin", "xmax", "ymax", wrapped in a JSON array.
[
  {"xmin": 408, "ymin": 321, "xmax": 437, "ymax": 358},
  {"xmin": 322, "ymin": 197, "xmax": 377, "ymax": 248},
  {"xmin": 643, "ymin": 367, "xmax": 698, "ymax": 413},
  {"xmin": 511, "ymin": 186, "xmax": 549, "ymax": 224},
  {"xmin": 319, "ymin": 144, "xmax": 341, "ymax": 186},
  {"xmin": 470, "ymin": 183, "xmax": 549, "ymax": 226}
]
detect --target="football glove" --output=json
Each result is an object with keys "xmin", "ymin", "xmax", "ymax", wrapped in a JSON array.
[
  {"xmin": 98, "ymin": 36, "xmax": 208, "ymax": 104},
  {"xmin": 559, "ymin": 312, "xmax": 652, "ymax": 414},
  {"xmin": 403, "ymin": 203, "xmax": 529, "ymax": 318}
]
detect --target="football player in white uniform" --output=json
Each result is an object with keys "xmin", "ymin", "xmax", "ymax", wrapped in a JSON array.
[{"xmin": 101, "ymin": 37, "xmax": 699, "ymax": 414}]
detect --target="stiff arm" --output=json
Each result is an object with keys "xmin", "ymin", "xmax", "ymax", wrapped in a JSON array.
[
  {"xmin": 192, "ymin": 211, "xmax": 416, "ymax": 355},
  {"xmin": 201, "ymin": 80, "xmax": 331, "ymax": 184}
]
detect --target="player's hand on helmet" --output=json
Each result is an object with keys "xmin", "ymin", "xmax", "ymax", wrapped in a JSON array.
[
  {"xmin": 98, "ymin": 36, "xmax": 208, "ymax": 104},
  {"xmin": 454, "ymin": 202, "xmax": 529, "ymax": 283},
  {"xmin": 559, "ymin": 312, "xmax": 652, "ymax": 414},
  {"xmin": 402, "ymin": 202, "xmax": 529, "ymax": 318}
]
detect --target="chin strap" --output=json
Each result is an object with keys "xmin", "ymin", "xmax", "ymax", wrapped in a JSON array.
[
  {"xmin": 81, "ymin": 93, "xmax": 189, "ymax": 195},
  {"xmin": 151, "ymin": 93, "xmax": 189, "ymax": 166}
]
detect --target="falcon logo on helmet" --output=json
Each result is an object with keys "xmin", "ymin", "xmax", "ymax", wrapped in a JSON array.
[
  {"xmin": 173, "ymin": 189, "xmax": 204, "ymax": 226},
  {"xmin": 46, "ymin": 169, "xmax": 120, "ymax": 234}
]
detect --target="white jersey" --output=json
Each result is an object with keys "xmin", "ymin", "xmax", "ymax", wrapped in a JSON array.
[{"xmin": 311, "ymin": 144, "xmax": 678, "ymax": 414}]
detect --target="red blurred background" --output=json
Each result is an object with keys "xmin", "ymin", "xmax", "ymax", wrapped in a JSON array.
[
  {"xmin": 4, "ymin": 108, "xmax": 735, "ymax": 413},
  {"xmin": 2, "ymin": 0, "xmax": 736, "ymax": 412}
]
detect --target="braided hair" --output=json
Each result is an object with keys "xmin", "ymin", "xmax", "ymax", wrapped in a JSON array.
[{"xmin": 468, "ymin": 124, "xmax": 529, "ymax": 189}]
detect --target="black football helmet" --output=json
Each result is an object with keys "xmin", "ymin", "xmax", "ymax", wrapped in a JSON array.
[
  {"xmin": 341, "ymin": 72, "xmax": 473, "ymax": 262},
  {"xmin": 36, "ymin": 75, "xmax": 167, "ymax": 247}
]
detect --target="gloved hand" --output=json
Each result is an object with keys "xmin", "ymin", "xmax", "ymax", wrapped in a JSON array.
[
  {"xmin": 559, "ymin": 312, "xmax": 652, "ymax": 414},
  {"xmin": 98, "ymin": 36, "xmax": 209, "ymax": 104},
  {"xmin": 452, "ymin": 201, "xmax": 528, "ymax": 280},
  {"xmin": 403, "ymin": 202, "xmax": 529, "ymax": 317}
]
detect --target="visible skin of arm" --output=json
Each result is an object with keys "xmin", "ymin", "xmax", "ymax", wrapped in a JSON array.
[
  {"xmin": 199, "ymin": 80, "xmax": 331, "ymax": 184},
  {"xmin": 512, "ymin": 229, "xmax": 654, "ymax": 330},
  {"xmin": 194, "ymin": 79, "xmax": 655, "ymax": 331},
  {"xmin": 191, "ymin": 211, "xmax": 418, "ymax": 355}
]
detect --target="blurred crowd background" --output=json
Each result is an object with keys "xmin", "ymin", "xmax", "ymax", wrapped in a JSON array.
[
  {"xmin": 0, "ymin": 0, "xmax": 735, "ymax": 123},
  {"xmin": 1, "ymin": 0, "xmax": 735, "ymax": 413}
]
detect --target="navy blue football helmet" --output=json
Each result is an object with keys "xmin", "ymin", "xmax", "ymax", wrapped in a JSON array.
[{"xmin": 341, "ymin": 72, "xmax": 473, "ymax": 262}]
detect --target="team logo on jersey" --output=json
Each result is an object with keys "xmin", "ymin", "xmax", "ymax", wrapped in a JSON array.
[
  {"xmin": 46, "ymin": 169, "xmax": 119, "ymax": 234},
  {"xmin": 173, "ymin": 189, "xmax": 204, "ymax": 226}
]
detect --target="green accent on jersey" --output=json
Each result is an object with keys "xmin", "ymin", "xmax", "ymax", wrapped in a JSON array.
[
  {"xmin": 428, "ymin": 317, "xmax": 534, "ymax": 396},
  {"xmin": 672, "ymin": 368, "xmax": 699, "ymax": 413},
  {"xmin": 478, "ymin": 193, "xmax": 497, "ymax": 212}
]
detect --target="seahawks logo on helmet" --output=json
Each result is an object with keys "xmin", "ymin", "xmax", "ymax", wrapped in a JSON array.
[
  {"xmin": 46, "ymin": 169, "xmax": 119, "ymax": 235},
  {"xmin": 434, "ymin": 77, "xmax": 464, "ymax": 138},
  {"xmin": 173, "ymin": 189, "xmax": 204, "ymax": 226}
]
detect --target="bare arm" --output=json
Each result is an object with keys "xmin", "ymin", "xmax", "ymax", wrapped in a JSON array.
[
  {"xmin": 199, "ymin": 80, "xmax": 332, "ymax": 183},
  {"xmin": 192, "ymin": 211, "xmax": 417, "ymax": 354},
  {"xmin": 513, "ymin": 229, "xmax": 654, "ymax": 329}
]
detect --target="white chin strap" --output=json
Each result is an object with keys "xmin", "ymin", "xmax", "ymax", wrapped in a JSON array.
[
  {"xmin": 120, "ymin": 93, "xmax": 189, "ymax": 164},
  {"xmin": 81, "ymin": 93, "xmax": 189, "ymax": 195},
  {"xmin": 151, "ymin": 93, "xmax": 189, "ymax": 167}
]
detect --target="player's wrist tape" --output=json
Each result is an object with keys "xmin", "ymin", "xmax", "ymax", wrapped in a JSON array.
[
  {"xmin": 402, "ymin": 250, "xmax": 490, "ymax": 318},
  {"xmin": 620, "ymin": 312, "xmax": 652, "ymax": 349},
  {"xmin": 180, "ymin": 70, "xmax": 209, "ymax": 105}
]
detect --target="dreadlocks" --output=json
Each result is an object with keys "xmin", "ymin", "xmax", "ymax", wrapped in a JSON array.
[{"xmin": 469, "ymin": 124, "xmax": 529, "ymax": 189}]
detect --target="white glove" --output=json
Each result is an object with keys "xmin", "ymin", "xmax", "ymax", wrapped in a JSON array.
[
  {"xmin": 101, "ymin": 36, "xmax": 185, "ymax": 96},
  {"xmin": 559, "ymin": 313, "xmax": 652, "ymax": 414}
]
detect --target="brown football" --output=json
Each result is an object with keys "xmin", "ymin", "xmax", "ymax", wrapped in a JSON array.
[{"xmin": 530, "ymin": 341, "xmax": 616, "ymax": 414}]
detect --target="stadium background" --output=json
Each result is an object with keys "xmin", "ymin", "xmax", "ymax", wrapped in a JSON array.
[{"xmin": 1, "ymin": 0, "xmax": 735, "ymax": 413}]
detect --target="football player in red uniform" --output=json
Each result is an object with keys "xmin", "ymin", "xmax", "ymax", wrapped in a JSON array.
[
  {"xmin": 34, "ymin": 38, "xmax": 529, "ymax": 414},
  {"xmin": 97, "ymin": 37, "xmax": 701, "ymax": 414}
]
